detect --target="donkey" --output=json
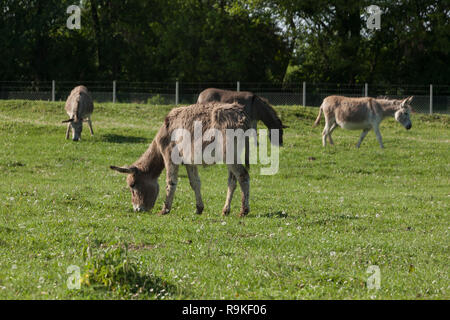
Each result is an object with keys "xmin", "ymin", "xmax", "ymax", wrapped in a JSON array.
[
  {"xmin": 197, "ymin": 88, "xmax": 287, "ymax": 145},
  {"xmin": 313, "ymin": 96, "xmax": 413, "ymax": 148},
  {"xmin": 110, "ymin": 102, "xmax": 252, "ymax": 217},
  {"xmin": 197, "ymin": 88, "xmax": 287, "ymax": 167},
  {"xmin": 62, "ymin": 85, "xmax": 94, "ymax": 141}
]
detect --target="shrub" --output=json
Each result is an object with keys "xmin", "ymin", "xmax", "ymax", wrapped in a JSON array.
[{"xmin": 147, "ymin": 94, "xmax": 166, "ymax": 105}]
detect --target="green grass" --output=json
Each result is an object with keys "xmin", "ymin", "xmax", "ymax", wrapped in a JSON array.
[{"xmin": 0, "ymin": 99, "xmax": 448, "ymax": 300}]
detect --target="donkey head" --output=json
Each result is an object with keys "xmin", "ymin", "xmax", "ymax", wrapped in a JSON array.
[
  {"xmin": 62, "ymin": 117, "xmax": 83, "ymax": 141},
  {"xmin": 110, "ymin": 165, "xmax": 159, "ymax": 212},
  {"xmin": 395, "ymin": 96, "xmax": 413, "ymax": 130},
  {"xmin": 268, "ymin": 124, "xmax": 289, "ymax": 147}
]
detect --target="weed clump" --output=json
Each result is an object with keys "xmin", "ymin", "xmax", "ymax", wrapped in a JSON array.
[{"xmin": 80, "ymin": 242, "xmax": 173, "ymax": 298}]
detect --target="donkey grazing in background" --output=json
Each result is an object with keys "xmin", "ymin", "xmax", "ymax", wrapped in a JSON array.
[
  {"xmin": 197, "ymin": 88, "xmax": 287, "ymax": 145},
  {"xmin": 62, "ymin": 85, "xmax": 94, "ymax": 141},
  {"xmin": 110, "ymin": 102, "xmax": 252, "ymax": 217},
  {"xmin": 313, "ymin": 96, "xmax": 413, "ymax": 148},
  {"xmin": 197, "ymin": 88, "xmax": 287, "ymax": 167}
]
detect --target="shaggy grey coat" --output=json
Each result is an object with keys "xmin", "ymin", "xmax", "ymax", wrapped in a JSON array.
[
  {"xmin": 62, "ymin": 85, "xmax": 94, "ymax": 141},
  {"xmin": 111, "ymin": 102, "xmax": 252, "ymax": 217}
]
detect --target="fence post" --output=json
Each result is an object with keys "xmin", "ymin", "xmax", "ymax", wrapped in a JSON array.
[
  {"xmin": 52, "ymin": 80, "xmax": 55, "ymax": 102},
  {"xmin": 237, "ymin": 81, "xmax": 240, "ymax": 92},
  {"xmin": 365, "ymin": 83, "xmax": 368, "ymax": 97},
  {"xmin": 113, "ymin": 80, "xmax": 116, "ymax": 103},
  {"xmin": 302, "ymin": 81, "xmax": 306, "ymax": 106},
  {"xmin": 429, "ymin": 84, "xmax": 433, "ymax": 114},
  {"xmin": 175, "ymin": 80, "xmax": 179, "ymax": 105}
]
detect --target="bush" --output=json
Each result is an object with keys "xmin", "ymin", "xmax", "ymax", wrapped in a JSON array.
[{"xmin": 147, "ymin": 94, "xmax": 166, "ymax": 105}]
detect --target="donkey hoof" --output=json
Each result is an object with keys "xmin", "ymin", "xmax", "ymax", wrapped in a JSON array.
[
  {"xmin": 222, "ymin": 208, "xmax": 230, "ymax": 216},
  {"xmin": 196, "ymin": 205, "xmax": 204, "ymax": 215},
  {"xmin": 158, "ymin": 208, "xmax": 170, "ymax": 216},
  {"xmin": 239, "ymin": 208, "xmax": 249, "ymax": 217}
]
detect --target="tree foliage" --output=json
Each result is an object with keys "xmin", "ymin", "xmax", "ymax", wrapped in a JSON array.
[
  {"xmin": 270, "ymin": 0, "xmax": 450, "ymax": 84},
  {"xmin": 0, "ymin": 0, "xmax": 448, "ymax": 84}
]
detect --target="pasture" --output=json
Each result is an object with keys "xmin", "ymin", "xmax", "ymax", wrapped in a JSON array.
[{"xmin": 0, "ymin": 100, "xmax": 448, "ymax": 299}]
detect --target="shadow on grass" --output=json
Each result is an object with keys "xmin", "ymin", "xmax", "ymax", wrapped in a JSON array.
[
  {"xmin": 81, "ymin": 244, "xmax": 178, "ymax": 298},
  {"xmin": 82, "ymin": 271, "xmax": 178, "ymax": 299},
  {"xmin": 302, "ymin": 214, "xmax": 361, "ymax": 227},
  {"xmin": 0, "ymin": 225, "xmax": 16, "ymax": 233},
  {"xmin": 257, "ymin": 211, "xmax": 289, "ymax": 218},
  {"xmin": 101, "ymin": 134, "xmax": 147, "ymax": 144}
]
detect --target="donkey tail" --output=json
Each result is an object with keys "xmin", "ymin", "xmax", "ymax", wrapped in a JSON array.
[{"xmin": 313, "ymin": 105, "xmax": 323, "ymax": 127}]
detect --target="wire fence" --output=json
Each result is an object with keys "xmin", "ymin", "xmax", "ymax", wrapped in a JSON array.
[{"xmin": 0, "ymin": 81, "xmax": 448, "ymax": 114}]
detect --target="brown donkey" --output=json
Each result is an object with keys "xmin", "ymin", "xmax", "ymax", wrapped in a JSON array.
[
  {"xmin": 313, "ymin": 95, "xmax": 413, "ymax": 148},
  {"xmin": 197, "ymin": 88, "xmax": 287, "ymax": 166},
  {"xmin": 62, "ymin": 85, "xmax": 94, "ymax": 141},
  {"xmin": 197, "ymin": 88, "xmax": 287, "ymax": 145},
  {"xmin": 110, "ymin": 103, "xmax": 252, "ymax": 217}
]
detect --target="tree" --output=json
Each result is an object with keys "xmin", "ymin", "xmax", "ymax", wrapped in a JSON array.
[{"xmin": 268, "ymin": 0, "xmax": 450, "ymax": 84}]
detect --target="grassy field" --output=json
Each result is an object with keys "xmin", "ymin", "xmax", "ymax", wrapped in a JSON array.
[{"xmin": 0, "ymin": 99, "xmax": 448, "ymax": 300}]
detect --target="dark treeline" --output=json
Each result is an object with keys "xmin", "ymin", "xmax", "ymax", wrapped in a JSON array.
[{"xmin": 0, "ymin": 0, "xmax": 448, "ymax": 84}]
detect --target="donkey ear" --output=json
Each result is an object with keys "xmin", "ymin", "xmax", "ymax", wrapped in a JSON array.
[
  {"xmin": 401, "ymin": 96, "xmax": 414, "ymax": 108},
  {"xmin": 406, "ymin": 96, "xmax": 414, "ymax": 104},
  {"xmin": 110, "ymin": 165, "xmax": 138, "ymax": 174},
  {"xmin": 62, "ymin": 118, "xmax": 74, "ymax": 123}
]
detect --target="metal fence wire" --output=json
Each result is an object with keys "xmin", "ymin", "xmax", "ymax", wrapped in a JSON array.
[{"xmin": 0, "ymin": 81, "xmax": 448, "ymax": 114}]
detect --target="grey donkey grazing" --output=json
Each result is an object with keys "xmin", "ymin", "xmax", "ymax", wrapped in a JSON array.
[
  {"xmin": 110, "ymin": 102, "xmax": 252, "ymax": 217},
  {"xmin": 313, "ymin": 95, "xmax": 413, "ymax": 148},
  {"xmin": 62, "ymin": 85, "xmax": 94, "ymax": 141}
]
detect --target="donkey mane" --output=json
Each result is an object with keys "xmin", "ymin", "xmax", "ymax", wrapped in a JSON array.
[{"xmin": 132, "ymin": 139, "xmax": 165, "ymax": 178}]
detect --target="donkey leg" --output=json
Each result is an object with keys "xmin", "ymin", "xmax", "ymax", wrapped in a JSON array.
[
  {"xmin": 159, "ymin": 164, "xmax": 179, "ymax": 215},
  {"xmin": 228, "ymin": 164, "xmax": 250, "ymax": 217},
  {"xmin": 328, "ymin": 122, "xmax": 337, "ymax": 145},
  {"xmin": 65, "ymin": 123, "xmax": 71, "ymax": 139},
  {"xmin": 322, "ymin": 122, "xmax": 330, "ymax": 147},
  {"xmin": 356, "ymin": 128, "xmax": 370, "ymax": 148},
  {"xmin": 245, "ymin": 136, "xmax": 250, "ymax": 168},
  {"xmin": 87, "ymin": 118, "xmax": 94, "ymax": 136},
  {"xmin": 373, "ymin": 126, "xmax": 384, "ymax": 149},
  {"xmin": 253, "ymin": 121, "xmax": 258, "ymax": 146},
  {"xmin": 244, "ymin": 121, "xmax": 257, "ymax": 169},
  {"xmin": 186, "ymin": 165, "xmax": 204, "ymax": 214},
  {"xmin": 222, "ymin": 170, "xmax": 237, "ymax": 216}
]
